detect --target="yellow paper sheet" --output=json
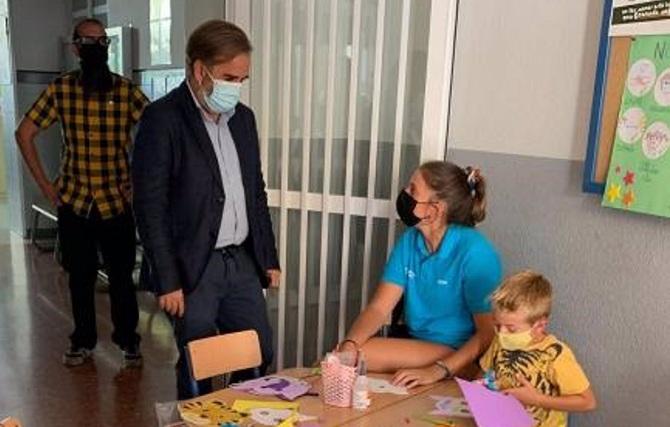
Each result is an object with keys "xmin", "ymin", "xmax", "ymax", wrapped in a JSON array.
[{"xmin": 231, "ymin": 400, "xmax": 299, "ymax": 411}]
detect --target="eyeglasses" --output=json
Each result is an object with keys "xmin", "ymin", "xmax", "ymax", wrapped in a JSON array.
[{"xmin": 74, "ymin": 36, "xmax": 111, "ymax": 47}]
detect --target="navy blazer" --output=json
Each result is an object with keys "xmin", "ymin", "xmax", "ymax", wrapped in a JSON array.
[{"xmin": 132, "ymin": 81, "xmax": 279, "ymax": 295}]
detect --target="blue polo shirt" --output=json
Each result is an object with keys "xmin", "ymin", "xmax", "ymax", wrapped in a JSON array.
[{"xmin": 382, "ymin": 225, "xmax": 502, "ymax": 349}]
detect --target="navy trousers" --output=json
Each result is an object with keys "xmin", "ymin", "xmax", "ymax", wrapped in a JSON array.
[{"xmin": 174, "ymin": 246, "xmax": 273, "ymax": 399}]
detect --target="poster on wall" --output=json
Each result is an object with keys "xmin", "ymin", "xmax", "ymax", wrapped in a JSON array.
[
  {"xmin": 603, "ymin": 35, "xmax": 670, "ymax": 217},
  {"xmin": 610, "ymin": 0, "xmax": 670, "ymax": 36}
]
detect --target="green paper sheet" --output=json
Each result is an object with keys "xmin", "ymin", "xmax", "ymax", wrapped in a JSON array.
[{"xmin": 603, "ymin": 35, "xmax": 670, "ymax": 218}]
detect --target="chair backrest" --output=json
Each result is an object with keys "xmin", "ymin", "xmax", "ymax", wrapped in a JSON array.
[
  {"xmin": 186, "ymin": 330, "xmax": 262, "ymax": 381},
  {"xmin": 0, "ymin": 417, "xmax": 23, "ymax": 427}
]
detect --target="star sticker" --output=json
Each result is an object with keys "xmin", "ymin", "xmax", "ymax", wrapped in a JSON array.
[
  {"xmin": 622, "ymin": 189, "xmax": 635, "ymax": 207},
  {"xmin": 623, "ymin": 170, "xmax": 636, "ymax": 186},
  {"xmin": 606, "ymin": 183, "xmax": 622, "ymax": 203}
]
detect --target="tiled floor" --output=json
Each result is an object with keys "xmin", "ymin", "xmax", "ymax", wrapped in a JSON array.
[{"xmin": 0, "ymin": 202, "xmax": 179, "ymax": 426}]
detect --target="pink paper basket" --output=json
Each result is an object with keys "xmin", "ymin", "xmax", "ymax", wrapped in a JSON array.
[{"xmin": 320, "ymin": 359, "xmax": 358, "ymax": 407}]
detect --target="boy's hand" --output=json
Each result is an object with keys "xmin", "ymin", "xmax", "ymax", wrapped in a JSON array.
[
  {"xmin": 392, "ymin": 365, "xmax": 445, "ymax": 389},
  {"xmin": 505, "ymin": 374, "xmax": 544, "ymax": 407}
]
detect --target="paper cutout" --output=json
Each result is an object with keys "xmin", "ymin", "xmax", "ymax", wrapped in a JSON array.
[
  {"xmin": 606, "ymin": 183, "xmax": 622, "ymax": 202},
  {"xmin": 623, "ymin": 189, "xmax": 636, "ymax": 207},
  {"xmin": 654, "ymin": 67, "xmax": 670, "ymax": 106},
  {"xmin": 366, "ymin": 378, "xmax": 409, "ymax": 395},
  {"xmin": 627, "ymin": 58, "xmax": 656, "ymax": 96},
  {"xmin": 428, "ymin": 395, "xmax": 472, "ymax": 418},
  {"xmin": 178, "ymin": 399, "xmax": 245, "ymax": 426},
  {"xmin": 231, "ymin": 400, "xmax": 301, "ymax": 427},
  {"xmin": 617, "ymin": 107, "xmax": 647, "ymax": 143},
  {"xmin": 230, "ymin": 375, "xmax": 311, "ymax": 400},
  {"xmin": 623, "ymin": 170, "xmax": 636, "ymax": 185},
  {"xmin": 249, "ymin": 408, "xmax": 294, "ymax": 426},
  {"xmin": 641, "ymin": 121, "xmax": 670, "ymax": 159},
  {"xmin": 456, "ymin": 378, "xmax": 533, "ymax": 427}
]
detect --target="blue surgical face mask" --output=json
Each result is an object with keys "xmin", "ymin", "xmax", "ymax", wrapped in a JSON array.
[{"xmin": 203, "ymin": 67, "xmax": 241, "ymax": 114}]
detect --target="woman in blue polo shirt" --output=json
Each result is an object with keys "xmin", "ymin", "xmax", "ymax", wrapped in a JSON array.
[{"xmin": 338, "ymin": 161, "xmax": 502, "ymax": 388}]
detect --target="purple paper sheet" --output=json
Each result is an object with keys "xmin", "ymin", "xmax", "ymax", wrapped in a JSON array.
[
  {"xmin": 230, "ymin": 376, "xmax": 311, "ymax": 401},
  {"xmin": 455, "ymin": 378, "xmax": 534, "ymax": 427}
]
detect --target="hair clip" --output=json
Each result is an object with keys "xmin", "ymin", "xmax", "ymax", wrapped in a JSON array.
[{"xmin": 466, "ymin": 167, "xmax": 480, "ymax": 196}]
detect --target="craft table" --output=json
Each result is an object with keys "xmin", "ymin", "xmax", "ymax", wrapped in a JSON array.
[{"xmin": 181, "ymin": 368, "xmax": 476, "ymax": 427}]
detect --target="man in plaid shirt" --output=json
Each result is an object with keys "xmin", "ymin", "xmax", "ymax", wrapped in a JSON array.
[{"xmin": 15, "ymin": 18, "xmax": 148, "ymax": 367}]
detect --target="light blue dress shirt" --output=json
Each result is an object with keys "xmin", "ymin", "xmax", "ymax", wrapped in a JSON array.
[{"xmin": 187, "ymin": 82, "xmax": 248, "ymax": 247}]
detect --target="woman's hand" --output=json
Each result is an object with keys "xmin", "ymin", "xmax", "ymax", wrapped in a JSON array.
[
  {"xmin": 392, "ymin": 364, "xmax": 445, "ymax": 389},
  {"xmin": 336, "ymin": 340, "xmax": 358, "ymax": 354}
]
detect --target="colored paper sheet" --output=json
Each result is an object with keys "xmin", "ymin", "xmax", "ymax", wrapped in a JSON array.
[
  {"xmin": 455, "ymin": 378, "xmax": 533, "ymax": 427},
  {"xmin": 367, "ymin": 378, "xmax": 409, "ymax": 395},
  {"xmin": 177, "ymin": 398, "xmax": 245, "ymax": 425},
  {"xmin": 230, "ymin": 375, "xmax": 311, "ymax": 400}
]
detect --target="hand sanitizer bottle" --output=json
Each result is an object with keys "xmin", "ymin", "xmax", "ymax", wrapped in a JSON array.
[{"xmin": 352, "ymin": 352, "xmax": 370, "ymax": 410}]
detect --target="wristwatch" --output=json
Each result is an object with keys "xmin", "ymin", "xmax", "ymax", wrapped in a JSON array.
[{"xmin": 434, "ymin": 360, "xmax": 452, "ymax": 380}]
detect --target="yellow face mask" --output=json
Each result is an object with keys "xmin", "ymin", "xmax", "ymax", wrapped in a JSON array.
[{"xmin": 498, "ymin": 329, "xmax": 534, "ymax": 351}]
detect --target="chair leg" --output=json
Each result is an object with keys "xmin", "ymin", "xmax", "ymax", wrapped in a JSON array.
[
  {"xmin": 30, "ymin": 210, "xmax": 39, "ymax": 246},
  {"xmin": 184, "ymin": 346, "xmax": 200, "ymax": 397},
  {"xmin": 189, "ymin": 377, "xmax": 200, "ymax": 398},
  {"xmin": 54, "ymin": 230, "xmax": 61, "ymax": 265}
]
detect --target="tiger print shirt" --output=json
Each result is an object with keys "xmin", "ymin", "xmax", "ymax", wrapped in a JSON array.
[{"xmin": 479, "ymin": 334, "xmax": 590, "ymax": 427}]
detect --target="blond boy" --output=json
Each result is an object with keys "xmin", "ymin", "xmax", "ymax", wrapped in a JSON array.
[{"xmin": 479, "ymin": 270, "xmax": 596, "ymax": 427}]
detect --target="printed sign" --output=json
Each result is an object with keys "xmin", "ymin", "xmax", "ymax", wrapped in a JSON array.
[{"xmin": 610, "ymin": 0, "xmax": 670, "ymax": 36}]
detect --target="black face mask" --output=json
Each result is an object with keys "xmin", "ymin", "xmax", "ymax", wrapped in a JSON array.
[
  {"xmin": 79, "ymin": 44, "xmax": 112, "ymax": 94},
  {"xmin": 396, "ymin": 190, "xmax": 421, "ymax": 227}
]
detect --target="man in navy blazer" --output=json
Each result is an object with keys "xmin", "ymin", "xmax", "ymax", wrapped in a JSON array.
[{"xmin": 132, "ymin": 20, "xmax": 279, "ymax": 398}]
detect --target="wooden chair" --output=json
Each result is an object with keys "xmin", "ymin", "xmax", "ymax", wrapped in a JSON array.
[
  {"xmin": 380, "ymin": 296, "xmax": 408, "ymax": 338},
  {"xmin": 185, "ymin": 330, "xmax": 262, "ymax": 396}
]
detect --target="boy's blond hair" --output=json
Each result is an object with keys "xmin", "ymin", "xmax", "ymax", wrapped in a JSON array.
[{"xmin": 491, "ymin": 270, "xmax": 552, "ymax": 323}]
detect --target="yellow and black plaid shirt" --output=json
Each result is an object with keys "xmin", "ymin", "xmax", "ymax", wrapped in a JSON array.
[{"xmin": 26, "ymin": 71, "xmax": 149, "ymax": 219}]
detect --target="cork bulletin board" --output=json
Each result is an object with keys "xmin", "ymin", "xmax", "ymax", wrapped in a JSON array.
[{"xmin": 584, "ymin": 0, "xmax": 670, "ymax": 193}]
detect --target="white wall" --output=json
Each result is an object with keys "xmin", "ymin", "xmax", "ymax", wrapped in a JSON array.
[
  {"xmin": 448, "ymin": 1, "xmax": 670, "ymax": 425},
  {"xmin": 448, "ymin": 148, "xmax": 670, "ymax": 427},
  {"xmin": 449, "ymin": 0, "xmax": 603, "ymax": 161},
  {"xmin": 107, "ymin": 0, "xmax": 224, "ymax": 70},
  {"xmin": 107, "ymin": 0, "xmax": 151, "ymax": 68},
  {"xmin": 11, "ymin": 0, "xmax": 70, "ymax": 72},
  {"xmin": 183, "ymin": 0, "xmax": 225, "ymax": 46},
  {"xmin": 8, "ymin": 0, "xmax": 71, "ymax": 233}
]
